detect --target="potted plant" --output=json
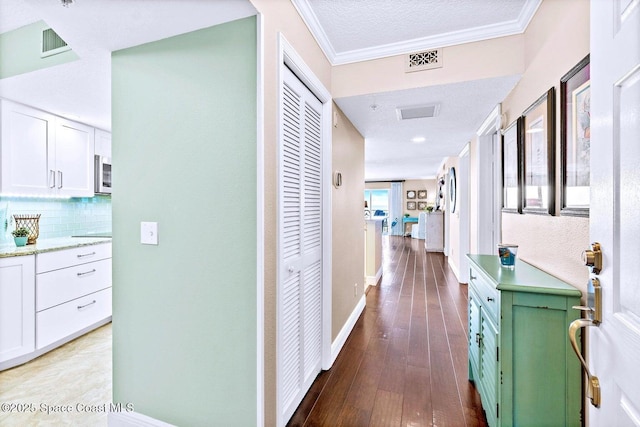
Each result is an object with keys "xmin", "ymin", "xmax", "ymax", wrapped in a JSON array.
[
  {"xmin": 426, "ymin": 205, "xmax": 434, "ymax": 213},
  {"xmin": 12, "ymin": 227, "xmax": 29, "ymax": 247}
]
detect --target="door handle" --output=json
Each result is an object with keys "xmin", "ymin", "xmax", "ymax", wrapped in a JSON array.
[
  {"xmin": 57, "ymin": 170, "xmax": 63, "ymax": 189},
  {"xmin": 569, "ymin": 318, "xmax": 601, "ymax": 407},
  {"xmin": 568, "ymin": 277, "xmax": 602, "ymax": 408},
  {"xmin": 49, "ymin": 170, "xmax": 56, "ymax": 188}
]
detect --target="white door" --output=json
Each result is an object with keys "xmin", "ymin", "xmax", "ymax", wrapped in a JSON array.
[
  {"xmin": 55, "ymin": 118, "xmax": 95, "ymax": 197},
  {"xmin": 589, "ymin": 0, "xmax": 640, "ymax": 425},
  {"xmin": 278, "ymin": 66, "xmax": 323, "ymax": 425}
]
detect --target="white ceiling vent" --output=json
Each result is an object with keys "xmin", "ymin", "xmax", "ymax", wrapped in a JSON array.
[
  {"xmin": 405, "ymin": 49, "xmax": 443, "ymax": 73},
  {"xmin": 41, "ymin": 28, "xmax": 70, "ymax": 58},
  {"xmin": 396, "ymin": 103, "xmax": 441, "ymax": 121}
]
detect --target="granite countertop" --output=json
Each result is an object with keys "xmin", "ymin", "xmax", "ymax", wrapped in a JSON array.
[{"xmin": 0, "ymin": 237, "xmax": 112, "ymax": 258}]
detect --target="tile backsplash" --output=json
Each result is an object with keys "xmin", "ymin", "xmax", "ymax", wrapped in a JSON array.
[{"xmin": 0, "ymin": 195, "xmax": 111, "ymax": 243}]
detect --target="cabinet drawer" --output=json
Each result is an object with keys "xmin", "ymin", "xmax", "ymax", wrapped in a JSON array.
[
  {"xmin": 36, "ymin": 288, "xmax": 111, "ymax": 349},
  {"xmin": 36, "ymin": 258, "xmax": 111, "ymax": 311},
  {"xmin": 469, "ymin": 268, "xmax": 499, "ymax": 324},
  {"xmin": 37, "ymin": 243, "xmax": 111, "ymax": 273}
]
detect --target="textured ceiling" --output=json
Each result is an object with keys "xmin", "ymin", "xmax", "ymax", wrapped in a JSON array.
[
  {"xmin": 335, "ymin": 76, "xmax": 520, "ymax": 181},
  {"xmin": 0, "ymin": 0, "xmax": 256, "ymax": 130},
  {"xmin": 0, "ymin": 0, "xmax": 533, "ymax": 179},
  {"xmin": 308, "ymin": 0, "xmax": 528, "ymax": 54}
]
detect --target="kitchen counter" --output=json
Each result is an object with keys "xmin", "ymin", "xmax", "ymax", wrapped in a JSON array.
[{"xmin": 0, "ymin": 236, "xmax": 112, "ymax": 258}]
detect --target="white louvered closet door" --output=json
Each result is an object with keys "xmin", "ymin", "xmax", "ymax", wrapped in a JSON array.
[{"xmin": 278, "ymin": 65, "xmax": 323, "ymax": 425}]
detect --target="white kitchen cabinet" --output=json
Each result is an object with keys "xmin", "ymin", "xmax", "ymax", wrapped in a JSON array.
[
  {"xmin": 36, "ymin": 242, "xmax": 112, "ymax": 349},
  {"xmin": 0, "ymin": 255, "xmax": 35, "ymax": 364},
  {"xmin": 54, "ymin": 117, "xmax": 95, "ymax": 197},
  {"xmin": 94, "ymin": 128, "xmax": 112, "ymax": 157},
  {"xmin": 0, "ymin": 100, "xmax": 55, "ymax": 195},
  {"xmin": 424, "ymin": 211, "xmax": 444, "ymax": 252},
  {"xmin": 0, "ymin": 99, "xmax": 95, "ymax": 197}
]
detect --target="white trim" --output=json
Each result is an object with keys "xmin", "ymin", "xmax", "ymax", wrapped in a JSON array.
[
  {"xmin": 276, "ymin": 33, "xmax": 333, "ymax": 427},
  {"xmin": 108, "ymin": 411, "xmax": 175, "ymax": 427},
  {"xmin": 476, "ymin": 104, "xmax": 502, "ymax": 136},
  {"xmin": 255, "ymin": 12, "xmax": 265, "ymax": 427},
  {"xmin": 475, "ymin": 104, "xmax": 503, "ymax": 255},
  {"xmin": 365, "ymin": 266, "xmax": 383, "ymax": 287},
  {"xmin": 292, "ymin": 0, "xmax": 542, "ymax": 65},
  {"xmin": 448, "ymin": 256, "xmax": 461, "ymax": 283},
  {"xmin": 329, "ymin": 294, "xmax": 366, "ymax": 366},
  {"xmin": 458, "ymin": 142, "xmax": 470, "ymax": 158}
]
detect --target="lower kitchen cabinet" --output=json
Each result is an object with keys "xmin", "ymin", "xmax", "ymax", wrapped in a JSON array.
[
  {"xmin": 467, "ymin": 254, "xmax": 583, "ymax": 427},
  {"xmin": 0, "ymin": 241, "xmax": 112, "ymax": 371},
  {"xmin": 0, "ymin": 255, "xmax": 35, "ymax": 364}
]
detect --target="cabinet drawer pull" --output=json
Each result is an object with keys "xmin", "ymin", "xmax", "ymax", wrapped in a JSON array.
[
  {"xmin": 77, "ymin": 300, "xmax": 96, "ymax": 310},
  {"xmin": 57, "ymin": 170, "xmax": 63, "ymax": 189},
  {"xmin": 487, "ymin": 297, "xmax": 495, "ymax": 302},
  {"xmin": 475, "ymin": 333, "xmax": 481, "ymax": 346},
  {"xmin": 77, "ymin": 251, "xmax": 96, "ymax": 258},
  {"xmin": 49, "ymin": 169, "xmax": 56, "ymax": 188},
  {"xmin": 470, "ymin": 274, "xmax": 477, "ymax": 281},
  {"xmin": 77, "ymin": 269, "xmax": 96, "ymax": 277}
]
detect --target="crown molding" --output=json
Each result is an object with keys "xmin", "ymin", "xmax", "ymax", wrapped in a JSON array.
[
  {"xmin": 289, "ymin": 0, "xmax": 336, "ymax": 63},
  {"xmin": 293, "ymin": 0, "xmax": 542, "ymax": 66}
]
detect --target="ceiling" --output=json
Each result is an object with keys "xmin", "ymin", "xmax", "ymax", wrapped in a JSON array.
[{"xmin": 0, "ymin": 0, "xmax": 540, "ymax": 180}]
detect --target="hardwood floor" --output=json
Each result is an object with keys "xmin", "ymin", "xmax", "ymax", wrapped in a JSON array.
[{"xmin": 288, "ymin": 236, "xmax": 488, "ymax": 427}]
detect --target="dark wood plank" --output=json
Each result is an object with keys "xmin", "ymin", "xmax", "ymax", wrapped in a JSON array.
[{"xmin": 291, "ymin": 236, "xmax": 487, "ymax": 427}]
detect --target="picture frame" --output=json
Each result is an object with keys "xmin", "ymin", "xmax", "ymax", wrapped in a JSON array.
[
  {"xmin": 417, "ymin": 201, "xmax": 427, "ymax": 210},
  {"xmin": 502, "ymin": 118, "xmax": 523, "ymax": 213},
  {"xmin": 407, "ymin": 201, "xmax": 417, "ymax": 210},
  {"xmin": 406, "ymin": 190, "xmax": 416, "ymax": 199},
  {"xmin": 417, "ymin": 190, "xmax": 427, "ymax": 199},
  {"xmin": 449, "ymin": 167, "xmax": 457, "ymax": 213},
  {"xmin": 560, "ymin": 55, "xmax": 590, "ymax": 217},
  {"xmin": 522, "ymin": 87, "xmax": 556, "ymax": 215}
]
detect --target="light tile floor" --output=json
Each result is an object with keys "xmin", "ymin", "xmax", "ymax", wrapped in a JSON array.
[{"xmin": 0, "ymin": 323, "xmax": 112, "ymax": 426}]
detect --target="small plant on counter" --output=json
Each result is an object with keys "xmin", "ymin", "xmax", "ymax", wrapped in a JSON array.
[
  {"xmin": 426, "ymin": 206, "xmax": 435, "ymax": 213},
  {"xmin": 11, "ymin": 227, "xmax": 30, "ymax": 237}
]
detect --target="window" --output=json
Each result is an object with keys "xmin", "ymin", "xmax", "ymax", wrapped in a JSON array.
[{"xmin": 364, "ymin": 189, "xmax": 389, "ymax": 216}]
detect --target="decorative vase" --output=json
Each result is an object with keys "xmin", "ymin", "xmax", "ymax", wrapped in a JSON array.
[{"xmin": 14, "ymin": 236, "xmax": 28, "ymax": 247}]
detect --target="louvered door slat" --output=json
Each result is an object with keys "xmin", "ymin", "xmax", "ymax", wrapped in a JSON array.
[{"xmin": 279, "ymin": 66, "xmax": 324, "ymax": 426}]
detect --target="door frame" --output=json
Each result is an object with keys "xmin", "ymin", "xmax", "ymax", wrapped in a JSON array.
[
  {"xmin": 276, "ymin": 33, "xmax": 333, "ymax": 427},
  {"xmin": 475, "ymin": 104, "xmax": 502, "ymax": 254}
]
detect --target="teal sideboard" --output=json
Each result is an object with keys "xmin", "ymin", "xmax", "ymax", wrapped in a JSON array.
[{"xmin": 466, "ymin": 254, "xmax": 582, "ymax": 427}]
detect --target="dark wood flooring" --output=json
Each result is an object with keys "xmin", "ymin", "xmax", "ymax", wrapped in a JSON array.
[{"xmin": 287, "ymin": 235, "xmax": 488, "ymax": 427}]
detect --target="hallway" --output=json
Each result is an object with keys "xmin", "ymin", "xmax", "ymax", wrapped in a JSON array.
[{"xmin": 288, "ymin": 236, "xmax": 487, "ymax": 426}]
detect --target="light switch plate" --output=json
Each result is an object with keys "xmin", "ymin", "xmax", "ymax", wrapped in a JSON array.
[{"xmin": 141, "ymin": 221, "xmax": 158, "ymax": 245}]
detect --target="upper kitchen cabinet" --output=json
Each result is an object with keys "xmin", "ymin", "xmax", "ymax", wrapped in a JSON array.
[
  {"xmin": 54, "ymin": 118, "xmax": 94, "ymax": 197},
  {"xmin": 0, "ymin": 99, "xmax": 95, "ymax": 197},
  {"xmin": 94, "ymin": 129, "xmax": 111, "ymax": 158}
]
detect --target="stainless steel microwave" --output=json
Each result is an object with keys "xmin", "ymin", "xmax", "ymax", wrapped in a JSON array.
[{"xmin": 95, "ymin": 155, "xmax": 112, "ymax": 194}]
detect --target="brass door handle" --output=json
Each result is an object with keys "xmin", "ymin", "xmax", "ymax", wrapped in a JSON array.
[
  {"xmin": 582, "ymin": 242, "xmax": 602, "ymax": 274},
  {"xmin": 569, "ymin": 318, "xmax": 601, "ymax": 407}
]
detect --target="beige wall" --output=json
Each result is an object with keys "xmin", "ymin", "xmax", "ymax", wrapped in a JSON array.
[
  {"xmin": 331, "ymin": 103, "xmax": 366, "ymax": 339},
  {"xmin": 500, "ymin": 0, "xmax": 590, "ymax": 293},
  {"xmin": 437, "ymin": 158, "xmax": 462, "ymax": 275},
  {"xmin": 250, "ymin": 1, "xmax": 364, "ymax": 424},
  {"xmin": 332, "ymin": 35, "xmax": 525, "ymax": 98},
  {"xmin": 402, "ymin": 179, "xmax": 437, "ymax": 216}
]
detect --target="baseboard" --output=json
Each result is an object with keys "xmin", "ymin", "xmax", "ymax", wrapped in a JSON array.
[
  {"xmin": 448, "ymin": 257, "xmax": 461, "ymax": 282},
  {"xmin": 108, "ymin": 411, "xmax": 175, "ymax": 427},
  {"xmin": 365, "ymin": 266, "xmax": 382, "ymax": 287},
  {"xmin": 328, "ymin": 294, "xmax": 366, "ymax": 367}
]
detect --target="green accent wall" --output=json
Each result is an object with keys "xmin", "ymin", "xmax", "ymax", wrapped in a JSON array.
[
  {"xmin": 0, "ymin": 21, "xmax": 78, "ymax": 79},
  {"xmin": 111, "ymin": 17, "xmax": 257, "ymax": 426}
]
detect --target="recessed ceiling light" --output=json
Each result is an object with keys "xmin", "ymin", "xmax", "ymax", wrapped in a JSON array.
[
  {"xmin": 370, "ymin": 104, "xmax": 380, "ymax": 112},
  {"xmin": 411, "ymin": 137, "xmax": 426, "ymax": 143}
]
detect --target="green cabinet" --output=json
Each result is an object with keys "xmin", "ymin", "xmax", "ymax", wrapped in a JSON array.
[{"xmin": 467, "ymin": 255, "xmax": 582, "ymax": 427}]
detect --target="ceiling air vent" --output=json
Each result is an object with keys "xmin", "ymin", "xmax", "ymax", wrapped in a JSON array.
[
  {"xmin": 41, "ymin": 28, "xmax": 70, "ymax": 58},
  {"xmin": 405, "ymin": 49, "xmax": 443, "ymax": 73},
  {"xmin": 396, "ymin": 103, "xmax": 441, "ymax": 121}
]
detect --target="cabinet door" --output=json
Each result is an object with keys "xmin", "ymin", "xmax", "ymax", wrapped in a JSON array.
[
  {"xmin": 94, "ymin": 129, "xmax": 111, "ymax": 158},
  {"xmin": 0, "ymin": 100, "xmax": 55, "ymax": 195},
  {"xmin": 480, "ymin": 312, "xmax": 499, "ymax": 427},
  {"xmin": 468, "ymin": 289, "xmax": 481, "ymax": 381},
  {"xmin": 0, "ymin": 255, "xmax": 35, "ymax": 363},
  {"xmin": 55, "ymin": 118, "xmax": 95, "ymax": 197}
]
